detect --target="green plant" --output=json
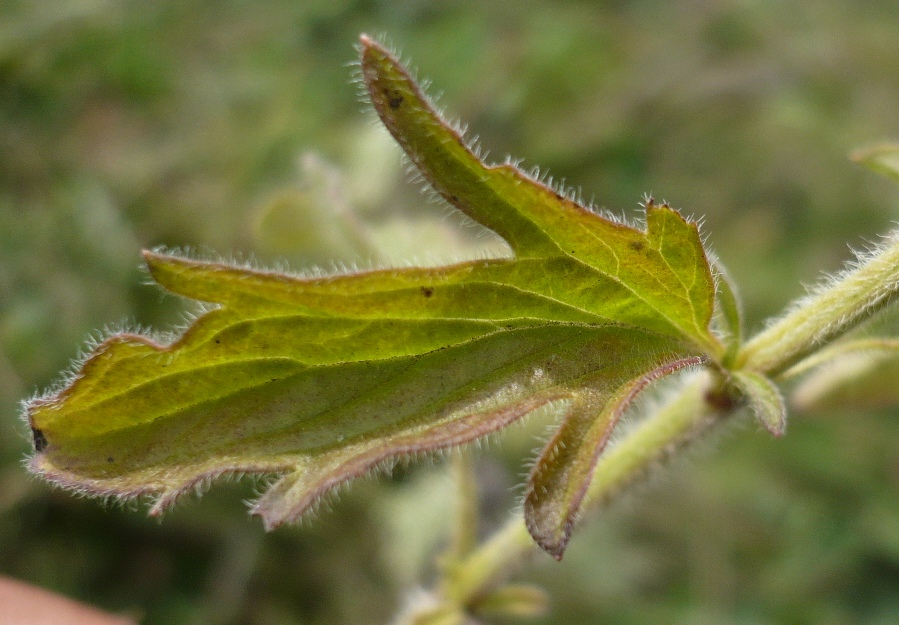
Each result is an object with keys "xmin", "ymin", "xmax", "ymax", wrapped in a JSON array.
[{"xmin": 23, "ymin": 35, "xmax": 899, "ymax": 623}]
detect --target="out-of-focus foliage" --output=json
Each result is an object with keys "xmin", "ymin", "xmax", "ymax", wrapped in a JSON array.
[
  {"xmin": 852, "ymin": 143, "xmax": 899, "ymax": 182},
  {"xmin": 2, "ymin": 1, "xmax": 899, "ymax": 623}
]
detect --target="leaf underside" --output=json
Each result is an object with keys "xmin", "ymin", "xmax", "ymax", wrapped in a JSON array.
[
  {"xmin": 524, "ymin": 355, "xmax": 707, "ymax": 558},
  {"xmin": 27, "ymin": 35, "xmax": 721, "ymax": 557}
]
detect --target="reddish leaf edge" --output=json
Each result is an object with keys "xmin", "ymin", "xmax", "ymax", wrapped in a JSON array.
[
  {"xmin": 249, "ymin": 393, "xmax": 567, "ymax": 530},
  {"xmin": 27, "ymin": 393, "xmax": 566, "ymax": 524},
  {"xmin": 524, "ymin": 355, "xmax": 708, "ymax": 559}
]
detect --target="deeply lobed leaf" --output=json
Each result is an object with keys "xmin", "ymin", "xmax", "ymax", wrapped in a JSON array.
[{"xmin": 27, "ymin": 35, "xmax": 723, "ymax": 557}]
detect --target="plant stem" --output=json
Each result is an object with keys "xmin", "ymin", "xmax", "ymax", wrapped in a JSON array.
[
  {"xmin": 446, "ymin": 371, "xmax": 726, "ymax": 605},
  {"xmin": 737, "ymin": 234, "xmax": 899, "ymax": 376},
  {"xmin": 446, "ymin": 449, "xmax": 479, "ymax": 562}
]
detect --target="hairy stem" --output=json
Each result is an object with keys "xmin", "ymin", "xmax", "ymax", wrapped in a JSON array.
[
  {"xmin": 445, "ymin": 371, "xmax": 727, "ymax": 606},
  {"xmin": 738, "ymin": 235, "xmax": 899, "ymax": 376},
  {"xmin": 446, "ymin": 449, "xmax": 479, "ymax": 562}
]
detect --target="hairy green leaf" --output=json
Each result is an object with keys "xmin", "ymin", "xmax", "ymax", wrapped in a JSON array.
[
  {"xmin": 26, "ymin": 35, "xmax": 723, "ymax": 556},
  {"xmin": 730, "ymin": 370, "xmax": 786, "ymax": 437}
]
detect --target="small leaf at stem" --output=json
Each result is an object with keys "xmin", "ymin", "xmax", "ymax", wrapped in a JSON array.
[{"xmin": 730, "ymin": 370, "xmax": 786, "ymax": 437}]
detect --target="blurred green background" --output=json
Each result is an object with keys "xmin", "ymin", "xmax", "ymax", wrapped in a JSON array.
[{"xmin": 3, "ymin": 1, "xmax": 899, "ymax": 623}]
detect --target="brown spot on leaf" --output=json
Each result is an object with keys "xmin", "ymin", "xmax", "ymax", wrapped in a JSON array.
[
  {"xmin": 629, "ymin": 241, "xmax": 645, "ymax": 252},
  {"xmin": 383, "ymin": 87, "xmax": 404, "ymax": 109},
  {"xmin": 421, "ymin": 286, "xmax": 434, "ymax": 298},
  {"xmin": 31, "ymin": 428, "xmax": 47, "ymax": 452}
]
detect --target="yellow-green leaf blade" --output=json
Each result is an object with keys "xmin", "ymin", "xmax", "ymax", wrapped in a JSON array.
[
  {"xmin": 360, "ymin": 37, "xmax": 720, "ymax": 356},
  {"xmin": 26, "ymin": 36, "xmax": 727, "ymax": 560},
  {"xmin": 145, "ymin": 233, "xmax": 716, "ymax": 347},
  {"xmin": 29, "ymin": 325, "xmax": 675, "ymax": 521}
]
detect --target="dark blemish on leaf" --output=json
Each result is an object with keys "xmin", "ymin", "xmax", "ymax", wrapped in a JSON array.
[
  {"xmin": 383, "ymin": 88, "xmax": 404, "ymax": 109},
  {"xmin": 32, "ymin": 428, "xmax": 47, "ymax": 452},
  {"xmin": 553, "ymin": 191, "xmax": 564, "ymax": 200},
  {"xmin": 449, "ymin": 194, "xmax": 459, "ymax": 203},
  {"xmin": 107, "ymin": 457, "xmax": 114, "ymax": 463},
  {"xmin": 629, "ymin": 241, "xmax": 645, "ymax": 252},
  {"xmin": 421, "ymin": 286, "xmax": 434, "ymax": 298},
  {"xmin": 215, "ymin": 339, "xmax": 221, "ymax": 344}
]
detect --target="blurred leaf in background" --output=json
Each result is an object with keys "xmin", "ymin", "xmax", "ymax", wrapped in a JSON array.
[{"xmin": 3, "ymin": 1, "xmax": 899, "ymax": 623}]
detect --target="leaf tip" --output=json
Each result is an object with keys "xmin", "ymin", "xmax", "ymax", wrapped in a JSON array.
[
  {"xmin": 523, "ymin": 508, "xmax": 570, "ymax": 560},
  {"xmin": 140, "ymin": 247, "xmax": 166, "ymax": 265},
  {"xmin": 524, "ymin": 482, "xmax": 574, "ymax": 562},
  {"xmin": 249, "ymin": 509, "xmax": 282, "ymax": 532},
  {"xmin": 544, "ymin": 541, "xmax": 569, "ymax": 562},
  {"xmin": 249, "ymin": 494, "xmax": 289, "ymax": 532},
  {"xmin": 141, "ymin": 248, "xmax": 166, "ymax": 279},
  {"xmin": 761, "ymin": 415, "xmax": 786, "ymax": 438},
  {"xmin": 358, "ymin": 33, "xmax": 376, "ymax": 49}
]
